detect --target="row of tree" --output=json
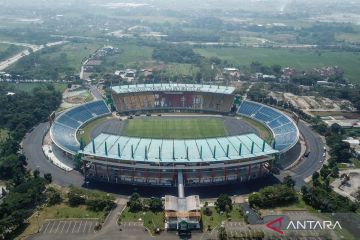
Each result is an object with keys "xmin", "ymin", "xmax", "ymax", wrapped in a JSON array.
[
  {"xmin": 248, "ymin": 177, "xmax": 297, "ymax": 208},
  {"xmin": 68, "ymin": 187, "xmax": 116, "ymax": 212},
  {"xmin": 0, "ymin": 84, "xmax": 62, "ymax": 238},
  {"xmin": 127, "ymin": 193, "xmax": 163, "ymax": 213}
]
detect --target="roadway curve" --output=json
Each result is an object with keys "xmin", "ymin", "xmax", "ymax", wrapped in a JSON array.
[
  {"xmin": 23, "ymin": 122, "xmax": 83, "ymax": 187},
  {"xmin": 282, "ymin": 120, "xmax": 324, "ymax": 187}
]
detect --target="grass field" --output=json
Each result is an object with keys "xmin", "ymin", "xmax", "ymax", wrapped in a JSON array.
[
  {"xmin": 163, "ymin": 63, "xmax": 199, "ymax": 77},
  {"xmin": 0, "ymin": 128, "xmax": 9, "ymax": 142},
  {"xmin": 123, "ymin": 118, "xmax": 227, "ymax": 139},
  {"xmin": 195, "ymin": 47, "xmax": 360, "ymax": 82},
  {"xmin": 115, "ymin": 44, "xmax": 153, "ymax": 67},
  {"xmin": 119, "ymin": 208, "xmax": 164, "ymax": 234}
]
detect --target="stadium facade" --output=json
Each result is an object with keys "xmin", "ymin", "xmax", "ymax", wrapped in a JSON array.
[{"xmin": 49, "ymin": 84, "xmax": 299, "ymax": 187}]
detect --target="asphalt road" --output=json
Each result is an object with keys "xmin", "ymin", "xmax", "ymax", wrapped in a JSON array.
[
  {"xmin": 23, "ymin": 122, "xmax": 83, "ymax": 187},
  {"xmin": 285, "ymin": 120, "xmax": 324, "ymax": 187},
  {"xmin": 89, "ymin": 85, "xmax": 103, "ymax": 100}
]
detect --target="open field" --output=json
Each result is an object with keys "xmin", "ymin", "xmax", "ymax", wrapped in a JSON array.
[
  {"xmin": 119, "ymin": 207, "xmax": 164, "ymax": 234},
  {"xmin": 114, "ymin": 44, "xmax": 153, "ymax": 68},
  {"xmin": 195, "ymin": 47, "xmax": 360, "ymax": 82},
  {"xmin": 310, "ymin": 111, "xmax": 360, "ymax": 118},
  {"xmin": 123, "ymin": 118, "xmax": 227, "ymax": 139},
  {"xmin": 163, "ymin": 63, "xmax": 199, "ymax": 77},
  {"xmin": 0, "ymin": 82, "xmax": 67, "ymax": 93}
]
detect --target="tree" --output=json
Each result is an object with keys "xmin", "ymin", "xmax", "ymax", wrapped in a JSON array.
[
  {"xmin": 127, "ymin": 193, "xmax": 143, "ymax": 212},
  {"xmin": 312, "ymin": 172, "xmax": 320, "ymax": 185},
  {"xmin": 248, "ymin": 192, "xmax": 262, "ymax": 208},
  {"xmin": 283, "ymin": 175, "xmax": 295, "ymax": 188},
  {"xmin": 320, "ymin": 165, "xmax": 331, "ymax": 179},
  {"xmin": 33, "ymin": 169, "xmax": 40, "ymax": 178},
  {"xmin": 44, "ymin": 173, "xmax": 52, "ymax": 183},
  {"xmin": 215, "ymin": 194, "xmax": 232, "ymax": 212},
  {"xmin": 148, "ymin": 197, "xmax": 163, "ymax": 212}
]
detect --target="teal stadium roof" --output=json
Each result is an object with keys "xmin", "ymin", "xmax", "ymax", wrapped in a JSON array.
[
  {"xmin": 111, "ymin": 84, "xmax": 235, "ymax": 95},
  {"xmin": 80, "ymin": 133, "xmax": 278, "ymax": 164}
]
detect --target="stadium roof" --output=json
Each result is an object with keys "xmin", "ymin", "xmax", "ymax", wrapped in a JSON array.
[
  {"xmin": 80, "ymin": 133, "xmax": 278, "ymax": 163},
  {"xmin": 111, "ymin": 84, "xmax": 235, "ymax": 95}
]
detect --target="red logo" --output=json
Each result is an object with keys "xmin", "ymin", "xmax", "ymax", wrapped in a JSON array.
[{"xmin": 265, "ymin": 217, "xmax": 285, "ymax": 234}]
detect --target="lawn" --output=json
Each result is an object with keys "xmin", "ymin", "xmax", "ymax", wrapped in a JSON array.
[
  {"xmin": 0, "ymin": 128, "xmax": 9, "ymax": 142},
  {"xmin": 119, "ymin": 207, "xmax": 164, "ymax": 234},
  {"xmin": 123, "ymin": 118, "xmax": 228, "ymax": 139},
  {"xmin": 195, "ymin": 47, "xmax": 360, "ymax": 82},
  {"xmin": 350, "ymin": 158, "xmax": 360, "ymax": 168},
  {"xmin": 240, "ymin": 116, "xmax": 273, "ymax": 143},
  {"xmin": 201, "ymin": 206, "xmax": 244, "ymax": 231}
]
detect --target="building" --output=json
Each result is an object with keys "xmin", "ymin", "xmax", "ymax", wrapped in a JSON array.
[{"xmin": 164, "ymin": 195, "xmax": 201, "ymax": 231}]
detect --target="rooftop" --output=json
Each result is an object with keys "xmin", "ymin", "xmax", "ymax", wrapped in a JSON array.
[
  {"xmin": 111, "ymin": 84, "xmax": 235, "ymax": 95},
  {"xmin": 80, "ymin": 133, "xmax": 278, "ymax": 164}
]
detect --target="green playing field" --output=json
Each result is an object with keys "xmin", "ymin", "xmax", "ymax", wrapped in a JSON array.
[{"xmin": 123, "ymin": 118, "xmax": 227, "ymax": 139}]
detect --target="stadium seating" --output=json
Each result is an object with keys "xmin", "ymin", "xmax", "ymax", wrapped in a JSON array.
[
  {"xmin": 51, "ymin": 100, "xmax": 111, "ymax": 153},
  {"xmin": 238, "ymin": 100, "xmax": 299, "ymax": 152},
  {"xmin": 112, "ymin": 92, "xmax": 233, "ymax": 113}
]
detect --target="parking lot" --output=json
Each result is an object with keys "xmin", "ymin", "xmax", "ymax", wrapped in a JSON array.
[{"xmin": 40, "ymin": 219, "xmax": 98, "ymax": 235}]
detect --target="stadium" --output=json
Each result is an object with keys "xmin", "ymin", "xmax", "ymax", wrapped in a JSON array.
[
  {"xmin": 49, "ymin": 84, "xmax": 299, "ymax": 187},
  {"xmin": 48, "ymin": 83, "xmax": 300, "ymax": 230}
]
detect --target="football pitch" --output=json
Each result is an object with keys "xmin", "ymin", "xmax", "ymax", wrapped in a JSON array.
[{"xmin": 123, "ymin": 118, "xmax": 228, "ymax": 139}]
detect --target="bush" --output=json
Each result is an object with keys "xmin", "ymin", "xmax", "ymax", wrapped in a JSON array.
[
  {"xmin": 86, "ymin": 199, "xmax": 115, "ymax": 212},
  {"xmin": 249, "ymin": 184, "xmax": 297, "ymax": 208},
  {"xmin": 68, "ymin": 191, "xmax": 85, "ymax": 207},
  {"xmin": 46, "ymin": 187, "xmax": 62, "ymax": 205}
]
